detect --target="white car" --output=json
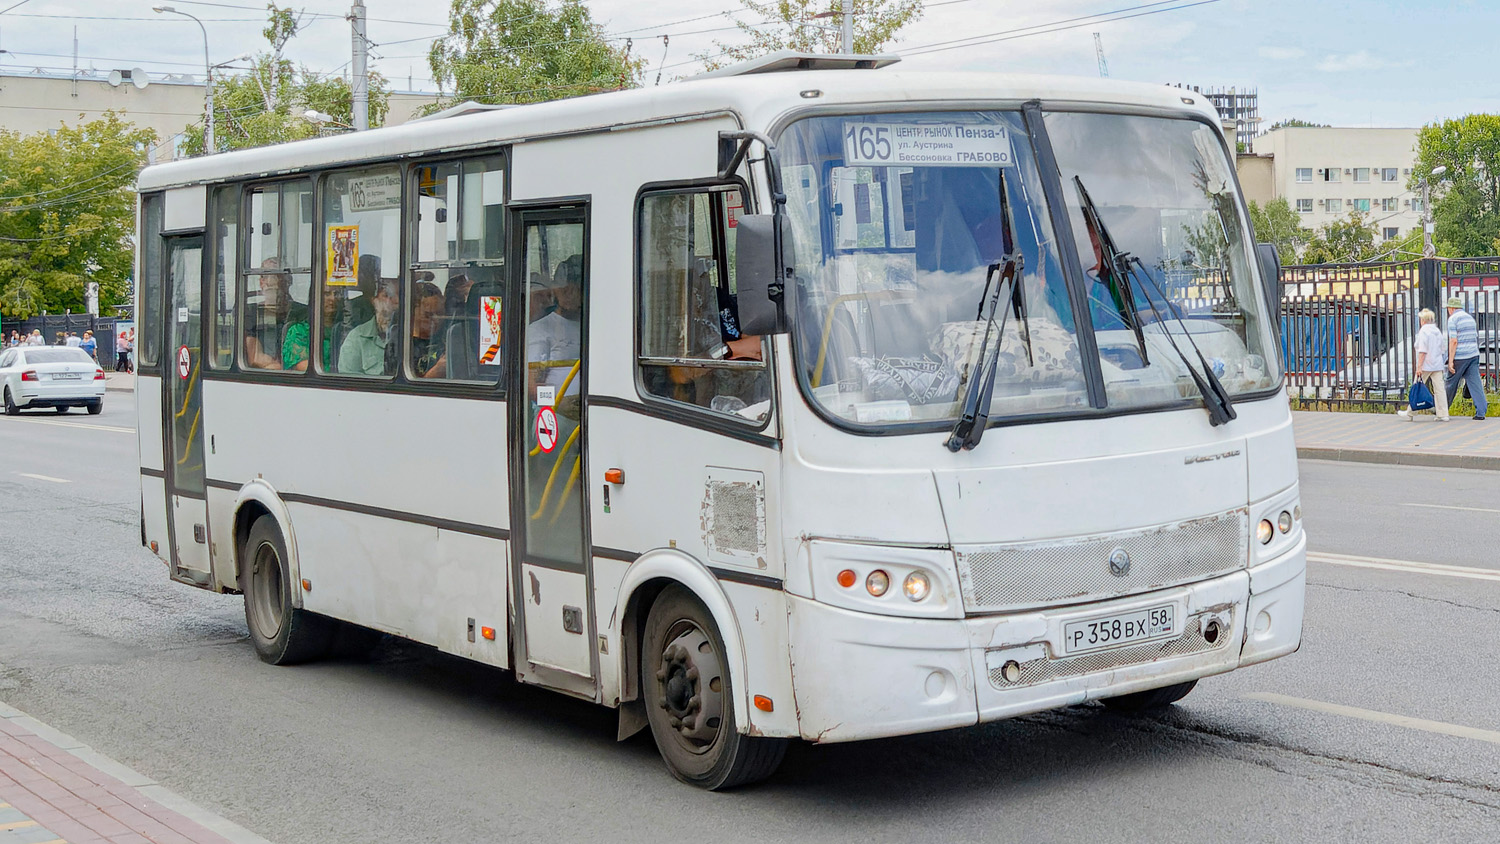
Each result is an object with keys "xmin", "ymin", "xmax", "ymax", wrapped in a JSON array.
[{"xmin": 0, "ymin": 345, "xmax": 106, "ymax": 415}]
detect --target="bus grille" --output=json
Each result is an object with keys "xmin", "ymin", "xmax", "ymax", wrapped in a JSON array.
[
  {"xmin": 987, "ymin": 614, "xmax": 1232, "ymax": 690},
  {"xmin": 955, "ymin": 510, "xmax": 1248, "ymax": 614}
]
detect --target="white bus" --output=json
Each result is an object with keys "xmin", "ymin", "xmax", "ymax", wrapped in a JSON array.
[{"xmin": 136, "ymin": 53, "xmax": 1305, "ymax": 789}]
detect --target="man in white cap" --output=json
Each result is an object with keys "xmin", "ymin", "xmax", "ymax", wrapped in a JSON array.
[{"xmin": 1445, "ymin": 294, "xmax": 1485, "ymax": 420}]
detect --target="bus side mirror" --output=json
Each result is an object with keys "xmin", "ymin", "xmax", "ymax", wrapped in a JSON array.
[
  {"xmin": 1256, "ymin": 242, "xmax": 1282, "ymax": 328},
  {"xmin": 735, "ymin": 214, "xmax": 789, "ymax": 335}
]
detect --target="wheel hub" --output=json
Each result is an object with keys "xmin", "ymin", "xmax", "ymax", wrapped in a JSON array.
[{"xmin": 655, "ymin": 625, "xmax": 724, "ymax": 749}]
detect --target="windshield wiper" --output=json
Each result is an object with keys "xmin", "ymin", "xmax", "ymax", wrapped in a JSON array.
[
  {"xmin": 1073, "ymin": 177, "xmax": 1236, "ymax": 427},
  {"xmin": 946, "ymin": 170, "xmax": 1028, "ymax": 452},
  {"xmin": 1074, "ymin": 176, "xmax": 1149, "ymax": 366}
]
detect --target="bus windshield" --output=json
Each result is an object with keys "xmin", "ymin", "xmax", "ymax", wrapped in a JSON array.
[{"xmin": 776, "ymin": 110, "xmax": 1279, "ymax": 430}]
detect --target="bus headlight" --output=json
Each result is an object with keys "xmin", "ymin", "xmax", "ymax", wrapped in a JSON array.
[
  {"xmin": 1257, "ymin": 519, "xmax": 1274, "ymax": 544},
  {"xmin": 903, "ymin": 571, "xmax": 931, "ymax": 602},
  {"xmin": 866, "ymin": 570, "xmax": 890, "ymax": 597},
  {"xmin": 1278, "ymin": 510, "xmax": 1293, "ymax": 534}
]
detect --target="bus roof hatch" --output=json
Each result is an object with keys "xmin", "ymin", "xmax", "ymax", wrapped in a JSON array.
[{"xmin": 690, "ymin": 50, "xmax": 901, "ymax": 81}]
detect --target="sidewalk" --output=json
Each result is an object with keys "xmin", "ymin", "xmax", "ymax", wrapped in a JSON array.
[
  {"xmin": 0, "ymin": 701, "xmax": 270, "ymax": 844},
  {"xmin": 103, "ymin": 372, "xmax": 133, "ymax": 393},
  {"xmin": 1294, "ymin": 409, "xmax": 1500, "ymax": 471}
]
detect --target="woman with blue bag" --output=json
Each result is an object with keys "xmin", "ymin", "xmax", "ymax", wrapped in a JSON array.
[{"xmin": 1398, "ymin": 308, "xmax": 1449, "ymax": 421}]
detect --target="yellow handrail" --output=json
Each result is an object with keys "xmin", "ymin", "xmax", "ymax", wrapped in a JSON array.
[
  {"xmin": 531, "ymin": 424, "xmax": 580, "ymax": 521},
  {"xmin": 547, "ymin": 456, "xmax": 582, "ymax": 526},
  {"xmin": 810, "ymin": 290, "xmax": 916, "ymax": 388},
  {"xmin": 528, "ymin": 360, "xmax": 582, "ymax": 457}
]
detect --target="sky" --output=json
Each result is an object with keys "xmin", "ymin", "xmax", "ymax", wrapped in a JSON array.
[{"xmin": 0, "ymin": 0, "xmax": 1494, "ymax": 129}]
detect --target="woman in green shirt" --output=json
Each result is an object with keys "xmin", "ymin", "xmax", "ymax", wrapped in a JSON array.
[{"xmin": 283, "ymin": 285, "xmax": 338, "ymax": 371}]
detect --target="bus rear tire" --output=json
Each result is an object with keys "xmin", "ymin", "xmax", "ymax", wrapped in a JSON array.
[
  {"xmin": 240, "ymin": 515, "xmax": 333, "ymax": 665},
  {"xmin": 641, "ymin": 586, "xmax": 786, "ymax": 790},
  {"xmin": 1100, "ymin": 680, "xmax": 1197, "ymax": 712}
]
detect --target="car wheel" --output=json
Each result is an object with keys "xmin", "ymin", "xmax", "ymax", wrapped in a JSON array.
[
  {"xmin": 239, "ymin": 515, "xmax": 334, "ymax": 665},
  {"xmin": 86, "ymin": 401, "xmax": 102, "ymax": 415},
  {"xmin": 1100, "ymin": 680, "xmax": 1198, "ymax": 712},
  {"xmin": 641, "ymin": 585, "xmax": 787, "ymax": 790},
  {"xmin": 54, "ymin": 406, "xmax": 68, "ymax": 414},
  {"xmin": 2, "ymin": 388, "xmax": 16, "ymax": 416}
]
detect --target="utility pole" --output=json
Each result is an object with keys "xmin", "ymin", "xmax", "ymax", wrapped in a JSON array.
[
  {"xmin": 841, "ymin": 0, "xmax": 853, "ymax": 54},
  {"xmin": 1422, "ymin": 165, "xmax": 1447, "ymax": 259},
  {"xmin": 350, "ymin": 0, "xmax": 368, "ymax": 131},
  {"xmin": 1093, "ymin": 33, "xmax": 1109, "ymax": 78}
]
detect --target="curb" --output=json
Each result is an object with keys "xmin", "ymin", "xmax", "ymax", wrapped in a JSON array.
[
  {"xmin": 105, "ymin": 385, "xmax": 134, "ymax": 393},
  {"xmin": 1298, "ymin": 445, "xmax": 1500, "ymax": 472},
  {"xmin": 0, "ymin": 698, "xmax": 274, "ymax": 844}
]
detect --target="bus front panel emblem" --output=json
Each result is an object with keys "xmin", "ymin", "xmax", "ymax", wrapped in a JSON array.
[{"xmin": 1108, "ymin": 548, "xmax": 1131, "ymax": 577}]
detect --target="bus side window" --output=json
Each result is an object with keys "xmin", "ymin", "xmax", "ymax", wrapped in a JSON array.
[
  {"xmin": 139, "ymin": 193, "xmax": 164, "ymax": 367},
  {"xmin": 317, "ymin": 166, "xmax": 403, "ymax": 379},
  {"xmin": 637, "ymin": 186, "xmax": 770, "ymax": 424},
  {"xmin": 208, "ymin": 185, "xmax": 238, "ymax": 369},
  {"xmin": 240, "ymin": 180, "xmax": 312, "ymax": 373}
]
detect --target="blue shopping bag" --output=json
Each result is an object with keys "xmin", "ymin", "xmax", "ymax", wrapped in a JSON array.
[{"xmin": 1408, "ymin": 379, "xmax": 1435, "ymax": 411}]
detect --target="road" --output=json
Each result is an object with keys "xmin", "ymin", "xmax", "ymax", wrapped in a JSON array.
[{"xmin": 1, "ymin": 396, "xmax": 1498, "ymax": 842}]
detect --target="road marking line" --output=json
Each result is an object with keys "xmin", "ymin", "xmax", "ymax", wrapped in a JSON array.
[
  {"xmin": 1403, "ymin": 502, "xmax": 1500, "ymax": 515},
  {"xmin": 16, "ymin": 473, "xmax": 68, "ymax": 484},
  {"xmin": 6, "ymin": 417, "xmax": 133, "ymax": 434},
  {"xmin": 1244, "ymin": 692, "xmax": 1500, "ymax": 746},
  {"xmin": 1307, "ymin": 551, "xmax": 1500, "ymax": 583}
]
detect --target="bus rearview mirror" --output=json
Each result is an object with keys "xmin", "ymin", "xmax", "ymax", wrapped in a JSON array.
[
  {"xmin": 1255, "ymin": 242, "xmax": 1282, "ymax": 328},
  {"xmin": 735, "ymin": 214, "xmax": 789, "ymax": 335}
]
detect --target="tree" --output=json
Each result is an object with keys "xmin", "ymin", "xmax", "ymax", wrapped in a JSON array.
[
  {"xmin": 178, "ymin": 4, "xmax": 390, "ymax": 155},
  {"xmin": 0, "ymin": 113, "xmax": 153, "ymax": 319},
  {"xmin": 1267, "ymin": 118, "xmax": 1329, "ymax": 131},
  {"xmin": 426, "ymin": 0, "xmax": 641, "ymax": 109},
  {"xmin": 1246, "ymin": 197, "xmax": 1310, "ymax": 263},
  {"xmin": 700, "ymin": 0, "xmax": 923, "ymax": 71},
  {"xmin": 1301, "ymin": 212, "xmax": 1381, "ymax": 264},
  {"xmin": 1412, "ymin": 113, "xmax": 1500, "ymax": 258}
]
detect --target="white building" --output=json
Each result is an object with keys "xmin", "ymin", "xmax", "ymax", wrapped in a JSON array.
[
  {"xmin": 1237, "ymin": 126, "xmax": 1422, "ymax": 244},
  {"xmin": 0, "ymin": 68, "xmax": 441, "ymax": 158}
]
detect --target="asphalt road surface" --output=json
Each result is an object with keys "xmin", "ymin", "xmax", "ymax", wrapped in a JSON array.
[{"xmin": 2, "ymin": 396, "xmax": 1498, "ymax": 843}]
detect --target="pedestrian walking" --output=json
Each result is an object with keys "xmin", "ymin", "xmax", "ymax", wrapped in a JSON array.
[
  {"xmin": 5, "ymin": 330, "xmax": 17, "ymax": 348},
  {"xmin": 79, "ymin": 330, "xmax": 97, "ymax": 362},
  {"xmin": 1444, "ymin": 295, "xmax": 1485, "ymax": 420},
  {"xmin": 1399, "ymin": 308, "xmax": 1450, "ymax": 421},
  {"xmin": 116, "ymin": 332, "xmax": 133, "ymax": 373},
  {"xmin": 27, "ymin": 329, "xmax": 42, "ymax": 345}
]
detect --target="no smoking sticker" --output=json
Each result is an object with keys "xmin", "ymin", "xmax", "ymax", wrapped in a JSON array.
[
  {"xmin": 176, "ymin": 345, "xmax": 191, "ymax": 379},
  {"xmin": 535, "ymin": 406, "xmax": 559, "ymax": 454}
]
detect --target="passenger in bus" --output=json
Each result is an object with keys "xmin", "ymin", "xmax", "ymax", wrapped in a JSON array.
[
  {"xmin": 410, "ymin": 281, "xmax": 446, "ymax": 376},
  {"xmin": 243, "ymin": 263, "xmax": 305, "ymax": 369},
  {"xmin": 527, "ymin": 255, "xmax": 583, "ymax": 402},
  {"xmin": 282, "ymin": 284, "xmax": 338, "ymax": 372},
  {"xmin": 337, "ymin": 277, "xmax": 399, "ymax": 376},
  {"xmin": 417, "ymin": 274, "xmax": 479, "ymax": 379}
]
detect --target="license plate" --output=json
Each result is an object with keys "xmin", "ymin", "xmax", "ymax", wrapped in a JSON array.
[
  {"xmin": 52, "ymin": 373, "xmax": 80, "ymax": 380},
  {"xmin": 1063, "ymin": 604, "xmax": 1176, "ymax": 655}
]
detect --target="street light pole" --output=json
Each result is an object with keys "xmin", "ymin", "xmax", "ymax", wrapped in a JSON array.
[
  {"xmin": 153, "ymin": 6, "xmax": 213, "ymax": 152},
  {"xmin": 1422, "ymin": 164, "xmax": 1448, "ymax": 259}
]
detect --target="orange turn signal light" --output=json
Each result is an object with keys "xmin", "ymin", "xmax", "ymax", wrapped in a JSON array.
[
  {"xmin": 149, "ymin": 541, "xmax": 158, "ymax": 554},
  {"xmin": 481, "ymin": 626, "xmax": 496, "ymax": 641},
  {"xmin": 605, "ymin": 468, "xmax": 625, "ymax": 485},
  {"xmin": 836, "ymin": 569, "xmax": 856, "ymax": 588},
  {"xmin": 301, "ymin": 578, "xmax": 311, "ymax": 592},
  {"xmin": 754, "ymin": 695, "xmax": 774, "ymax": 712}
]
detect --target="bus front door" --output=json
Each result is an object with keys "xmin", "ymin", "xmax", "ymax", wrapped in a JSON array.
[
  {"xmin": 509, "ymin": 206, "xmax": 597, "ymax": 697},
  {"xmin": 161, "ymin": 234, "xmax": 211, "ymax": 587}
]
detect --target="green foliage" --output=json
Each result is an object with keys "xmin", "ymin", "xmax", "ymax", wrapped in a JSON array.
[
  {"xmin": 1413, "ymin": 113, "xmax": 1500, "ymax": 258},
  {"xmin": 1246, "ymin": 197, "xmax": 1310, "ymax": 263},
  {"xmin": 425, "ymin": 0, "xmax": 642, "ymax": 109},
  {"xmin": 179, "ymin": 4, "xmax": 389, "ymax": 155},
  {"xmin": 0, "ymin": 113, "xmax": 153, "ymax": 319},
  {"xmin": 1301, "ymin": 211, "xmax": 1382, "ymax": 264},
  {"xmin": 699, "ymin": 0, "xmax": 923, "ymax": 70},
  {"xmin": 1267, "ymin": 118, "xmax": 1329, "ymax": 131}
]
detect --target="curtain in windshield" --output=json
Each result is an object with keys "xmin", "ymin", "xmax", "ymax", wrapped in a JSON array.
[
  {"xmin": 779, "ymin": 112, "xmax": 1087, "ymax": 428},
  {"xmin": 1043, "ymin": 112, "xmax": 1280, "ymax": 411}
]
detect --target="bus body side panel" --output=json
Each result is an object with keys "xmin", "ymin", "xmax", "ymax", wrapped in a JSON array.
[
  {"xmin": 203, "ymin": 379, "xmax": 512, "ymax": 668},
  {"xmin": 205, "ymin": 485, "xmax": 238, "ymax": 591},
  {"xmin": 138, "ymin": 373, "xmax": 170, "ymax": 562}
]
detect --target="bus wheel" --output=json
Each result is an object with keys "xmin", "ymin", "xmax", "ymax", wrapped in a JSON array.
[
  {"xmin": 1101, "ymin": 680, "xmax": 1197, "ymax": 712},
  {"xmin": 641, "ymin": 586, "xmax": 786, "ymax": 790},
  {"xmin": 240, "ymin": 515, "xmax": 332, "ymax": 665}
]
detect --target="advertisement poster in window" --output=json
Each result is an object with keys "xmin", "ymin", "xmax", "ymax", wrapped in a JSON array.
[
  {"xmin": 479, "ymin": 295, "xmax": 502, "ymax": 365},
  {"xmin": 326, "ymin": 226, "xmax": 359, "ymax": 287}
]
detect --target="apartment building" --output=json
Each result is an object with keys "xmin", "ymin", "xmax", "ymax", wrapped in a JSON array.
[
  {"xmin": 1237, "ymin": 126, "xmax": 1422, "ymax": 242},
  {"xmin": 0, "ymin": 67, "xmax": 441, "ymax": 158}
]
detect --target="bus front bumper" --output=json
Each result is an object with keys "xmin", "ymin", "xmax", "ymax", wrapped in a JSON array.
[{"xmin": 786, "ymin": 536, "xmax": 1305, "ymax": 743}]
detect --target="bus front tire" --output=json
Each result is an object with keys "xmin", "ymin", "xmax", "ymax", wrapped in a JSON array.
[
  {"xmin": 641, "ymin": 585, "xmax": 787, "ymax": 790},
  {"xmin": 1100, "ymin": 680, "xmax": 1198, "ymax": 712},
  {"xmin": 240, "ymin": 515, "xmax": 332, "ymax": 665}
]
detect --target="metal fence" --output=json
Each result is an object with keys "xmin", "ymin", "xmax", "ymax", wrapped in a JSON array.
[
  {"xmin": 1280, "ymin": 257, "xmax": 1500, "ymax": 406},
  {"xmin": 0, "ymin": 315, "xmax": 118, "ymax": 367}
]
